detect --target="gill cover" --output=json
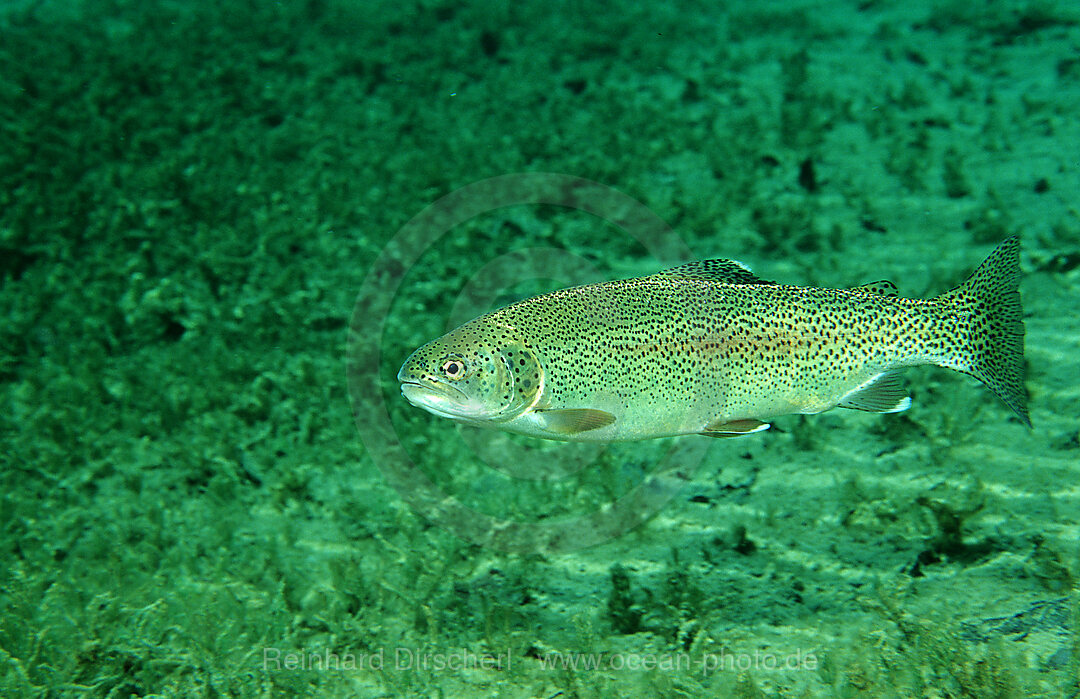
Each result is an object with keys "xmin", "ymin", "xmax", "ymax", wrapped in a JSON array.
[{"xmin": 490, "ymin": 343, "xmax": 544, "ymax": 421}]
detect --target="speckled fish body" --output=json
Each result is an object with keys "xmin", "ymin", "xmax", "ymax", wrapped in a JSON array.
[{"xmin": 398, "ymin": 238, "xmax": 1028, "ymax": 441}]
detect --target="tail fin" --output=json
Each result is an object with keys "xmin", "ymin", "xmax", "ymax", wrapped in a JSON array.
[{"xmin": 934, "ymin": 237, "xmax": 1029, "ymax": 426}]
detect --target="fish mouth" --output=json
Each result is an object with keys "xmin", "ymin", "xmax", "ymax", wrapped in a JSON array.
[{"xmin": 399, "ymin": 379, "xmax": 478, "ymax": 419}]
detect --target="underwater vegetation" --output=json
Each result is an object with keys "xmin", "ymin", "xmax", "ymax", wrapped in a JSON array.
[{"xmin": 1, "ymin": 0, "xmax": 1078, "ymax": 696}]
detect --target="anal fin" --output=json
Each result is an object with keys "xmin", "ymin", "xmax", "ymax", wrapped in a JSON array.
[{"xmin": 837, "ymin": 372, "xmax": 911, "ymax": 413}]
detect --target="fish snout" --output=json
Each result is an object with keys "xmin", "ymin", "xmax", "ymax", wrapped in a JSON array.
[{"xmin": 398, "ymin": 377, "xmax": 481, "ymax": 419}]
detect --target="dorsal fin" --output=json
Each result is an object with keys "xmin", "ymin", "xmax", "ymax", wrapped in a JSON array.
[
  {"xmin": 657, "ymin": 259, "xmax": 773, "ymax": 285},
  {"xmin": 849, "ymin": 280, "xmax": 898, "ymax": 297}
]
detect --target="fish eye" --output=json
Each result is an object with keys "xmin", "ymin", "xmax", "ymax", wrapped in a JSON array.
[{"xmin": 441, "ymin": 358, "xmax": 467, "ymax": 380}]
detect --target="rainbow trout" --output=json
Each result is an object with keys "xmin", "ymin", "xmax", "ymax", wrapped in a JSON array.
[{"xmin": 398, "ymin": 238, "xmax": 1028, "ymax": 441}]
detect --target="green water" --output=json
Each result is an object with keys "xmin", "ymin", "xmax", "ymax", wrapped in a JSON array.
[{"xmin": 1, "ymin": 0, "xmax": 1077, "ymax": 696}]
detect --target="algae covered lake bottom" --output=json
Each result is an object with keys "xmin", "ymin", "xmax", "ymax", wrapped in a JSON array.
[{"xmin": 1, "ymin": 0, "xmax": 1078, "ymax": 697}]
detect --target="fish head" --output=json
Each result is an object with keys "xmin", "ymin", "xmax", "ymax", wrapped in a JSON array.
[{"xmin": 397, "ymin": 323, "xmax": 543, "ymax": 424}]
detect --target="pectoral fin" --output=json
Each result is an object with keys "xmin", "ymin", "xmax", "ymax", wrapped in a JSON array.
[
  {"xmin": 534, "ymin": 408, "xmax": 616, "ymax": 435},
  {"xmin": 701, "ymin": 418, "xmax": 771, "ymax": 438}
]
